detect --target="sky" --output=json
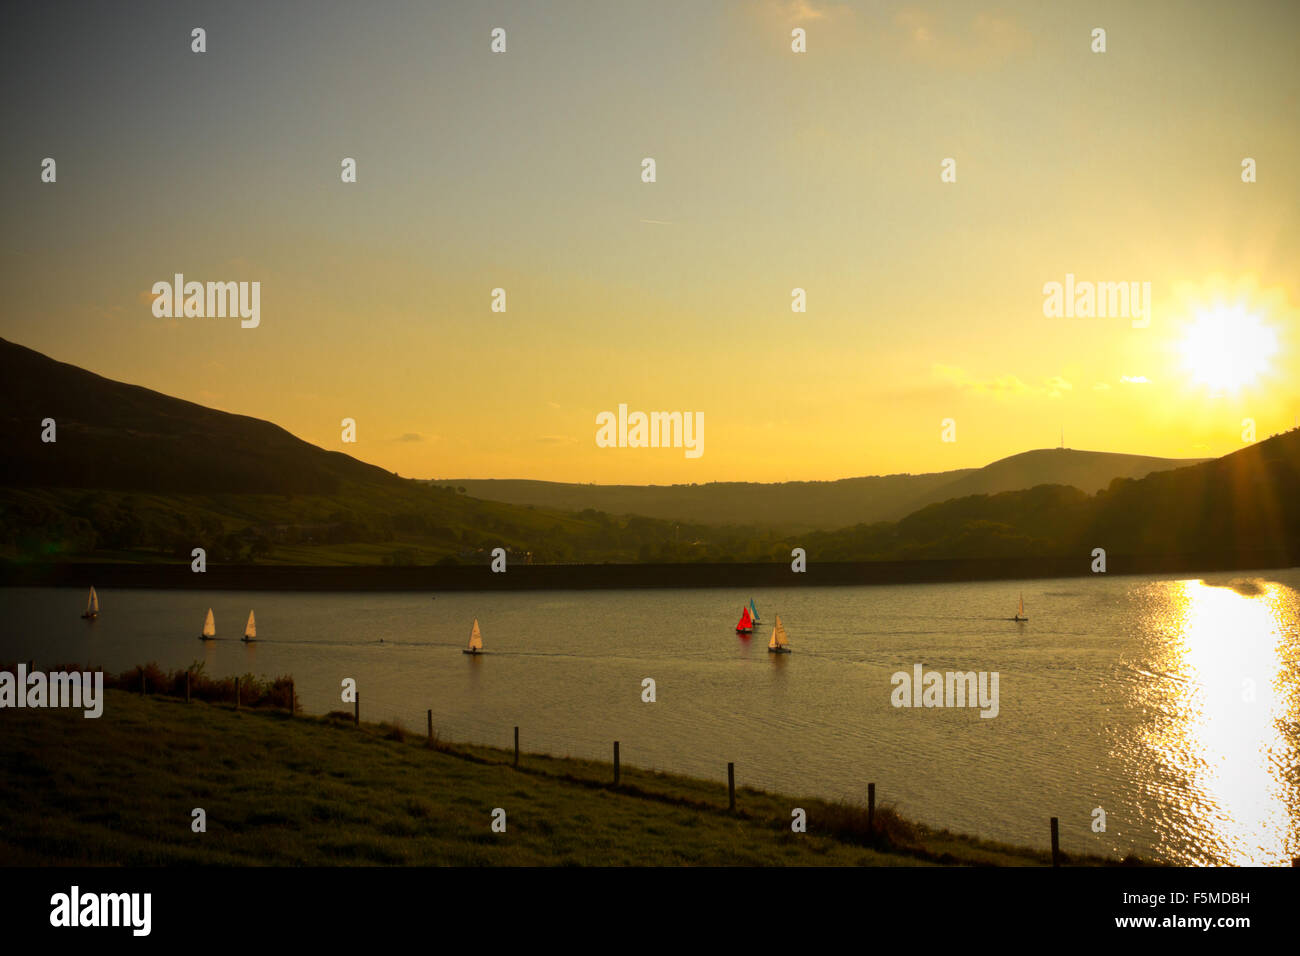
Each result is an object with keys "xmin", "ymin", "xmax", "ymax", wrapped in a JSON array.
[{"xmin": 2, "ymin": 0, "xmax": 1298, "ymax": 484}]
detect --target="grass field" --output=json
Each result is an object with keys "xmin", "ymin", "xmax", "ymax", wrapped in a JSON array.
[{"xmin": 0, "ymin": 690, "xmax": 1128, "ymax": 866}]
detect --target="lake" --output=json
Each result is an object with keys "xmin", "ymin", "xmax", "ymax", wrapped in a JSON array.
[{"xmin": 3, "ymin": 569, "xmax": 1298, "ymax": 865}]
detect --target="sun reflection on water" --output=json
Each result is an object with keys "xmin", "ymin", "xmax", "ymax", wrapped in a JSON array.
[{"xmin": 1134, "ymin": 579, "xmax": 1300, "ymax": 865}]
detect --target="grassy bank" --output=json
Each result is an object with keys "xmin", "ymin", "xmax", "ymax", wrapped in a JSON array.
[{"xmin": 0, "ymin": 690, "xmax": 1127, "ymax": 866}]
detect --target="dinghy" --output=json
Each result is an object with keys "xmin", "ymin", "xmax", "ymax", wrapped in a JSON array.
[
  {"xmin": 1012, "ymin": 593, "xmax": 1028, "ymax": 622},
  {"xmin": 241, "ymin": 610, "xmax": 257, "ymax": 643},
  {"xmin": 767, "ymin": 613, "xmax": 792, "ymax": 654},
  {"xmin": 735, "ymin": 606, "xmax": 754, "ymax": 634},
  {"xmin": 462, "ymin": 618, "xmax": 485, "ymax": 655},
  {"xmin": 749, "ymin": 598, "xmax": 762, "ymax": 626},
  {"xmin": 199, "ymin": 608, "xmax": 216, "ymax": 641},
  {"xmin": 81, "ymin": 586, "xmax": 99, "ymax": 620}
]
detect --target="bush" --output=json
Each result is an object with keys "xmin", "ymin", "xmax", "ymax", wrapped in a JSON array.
[{"xmin": 100, "ymin": 661, "xmax": 296, "ymax": 710}]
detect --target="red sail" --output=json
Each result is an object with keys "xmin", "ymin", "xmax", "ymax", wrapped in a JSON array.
[{"xmin": 736, "ymin": 607, "xmax": 753, "ymax": 630}]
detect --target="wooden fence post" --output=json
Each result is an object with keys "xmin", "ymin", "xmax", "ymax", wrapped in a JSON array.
[
  {"xmin": 427, "ymin": 709, "xmax": 433, "ymax": 743},
  {"xmin": 728, "ymin": 762, "xmax": 736, "ymax": 811},
  {"xmin": 1050, "ymin": 817, "xmax": 1061, "ymax": 867},
  {"xmin": 354, "ymin": 691, "xmax": 359, "ymax": 725},
  {"xmin": 235, "ymin": 676, "xmax": 240, "ymax": 711},
  {"xmin": 867, "ymin": 782, "xmax": 875, "ymax": 835},
  {"xmin": 513, "ymin": 726, "xmax": 519, "ymax": 767},
  {"xmin": 613, "ymin": 741, "xmax": 620, "ymax": 786}
]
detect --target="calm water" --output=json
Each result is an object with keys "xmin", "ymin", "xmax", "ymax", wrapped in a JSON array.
[{"xmin": 4, "ymin": 571, "xmax": 1299, "ymax": 865}]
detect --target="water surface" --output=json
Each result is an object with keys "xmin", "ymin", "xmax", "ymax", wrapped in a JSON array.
[{"xmin": 3, "ymin": 570, "xmax": 1298, "ymax": 865}]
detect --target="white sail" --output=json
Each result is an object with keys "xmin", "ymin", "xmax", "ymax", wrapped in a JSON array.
[
  {"xmin": 87, "ymin": 587, "xmax": 99, "ymax": 614},
  {"xmin": 468, "ymin": 618, "xmax": 483, "ymax": 651},
  {"xmin": 202, "ymin": 608, "xmax": 216, "ymax": 637},
  {"xmin": 769, "ymin": 613, "xmax": 789, "ymax": 648},
  {"xmin": 245, "ymin": 610, "xmax": 256, "ymax": 639}
]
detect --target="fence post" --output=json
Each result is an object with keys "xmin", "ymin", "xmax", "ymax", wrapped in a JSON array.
[
  {"xmin": 867, "ymin": 782, "xmax": 875, "ymax": 835},
  {"xmin": 427, "ymin": 709, "xmax": 433, "ymax": 743},
  {"xmin": 354, "ymin": 691, "xmax": 359, "ymax": 726},
  {"xmin": 185, "ymin": 671, "xmax": 190, "ymax": 704},
  {"xmin": 235, "ymin": 676, "xmax": 240, "ymax": 711},
  {"xmin": 513, "ymin": 726, "xmax": 519, "ymax": 767},
  {"xmin": 1050, "ymin": 817, "xmax": 1061, "ymax": 867},
  {"xmin": 728, "ymin": 762, "xmax": 736, "ymax": 811},
  {"xmin": 613, "ymin": 741, "xmax": 620, "ymax": 786}
]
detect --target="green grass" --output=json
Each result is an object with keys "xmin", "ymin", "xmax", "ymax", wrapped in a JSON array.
[{"xmin": 0, "ymin": 690, "xmax": 1130, "ymax": 866}]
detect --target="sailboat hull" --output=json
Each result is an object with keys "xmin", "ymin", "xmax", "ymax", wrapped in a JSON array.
[
  {"xmin": 462, "ymin": 649, "xmax": 484, "ymax": 655},
  {"xmin": 81, "ymin": 612, "xmax": 98, "ymax": 620},
  {"xmin": 768, "ymin": 647, "xmax": 791, "ymax": 654}
]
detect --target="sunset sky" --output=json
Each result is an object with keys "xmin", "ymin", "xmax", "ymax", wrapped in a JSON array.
[{"xmin": 2, "ymin": 0, "xmax": 1297, "ymax": 484}]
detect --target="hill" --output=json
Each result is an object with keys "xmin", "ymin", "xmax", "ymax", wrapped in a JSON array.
[
  {"xmin": 0, "ymin": 337, "xmax": 398, "ymax": 496},
  {"xmin": 0, "ymin": 338, "xmax": 762, "ymax": 565},
  {"xmin": 1, "ymin": 337, "xmax": 1288, "ymax": 576},
  {"xmin": 439, "ymin": 448, "xmax": 1206, "ymax": 533},
  {"xmin": 805, "ymin": 428, "xmax": 1300, "ymax": 565}
]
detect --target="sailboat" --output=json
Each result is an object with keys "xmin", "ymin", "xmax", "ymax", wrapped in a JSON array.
[
  {"xmin": 767, "ymin": 613, "xmax": 792, "ymax": 654},
  {"xmin": 199, "ymin": 608, "xmax": 216, "ymax": 641},
  {"xmin": 735, "ymin": 606, "xmax": 754, "ymax": 634},
  {"xmin": 81, "ymin": 586, "xmax": 99, "ymax": 620},
  {"xmin": 749, "ymin": 598, "xmax": 762, "ymax": 626},
  {"xmin": 241, "ymin": 610, "xmax": 257, "ymax": 643},
  {"xmin": 1012, "ymin": 593, "xmax": 1028, "ymax": 622},
  {"xmin": 462, "ymin": 618, "xmax": 485, "ymax": 655}
]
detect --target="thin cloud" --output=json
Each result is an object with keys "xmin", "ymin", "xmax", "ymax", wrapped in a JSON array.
[
  {"xmin": 933, "ymin": 364, "xmax": 1072, "ymax": 398},
  {"xmin": 889, "ymin": 7, "xmax": 1032, "ymax": 69}
]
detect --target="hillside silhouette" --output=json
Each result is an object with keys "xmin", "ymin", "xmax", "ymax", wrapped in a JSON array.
[
  {"xmin": 441, "ymin": 447, "xmax": 1205, "ymax": 533},
  {"xmin": 1, "ymin": 338, "xmax": 1291, "ymax": 575}
]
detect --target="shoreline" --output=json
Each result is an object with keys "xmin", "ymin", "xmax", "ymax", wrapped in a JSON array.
[
  {"xmin": 0, "ymin": 551, "xmax": 1295, "ymax": 592},
  {"xmin": 0, "ymin": 687, "xmax": 1127, "ymax": 867}
]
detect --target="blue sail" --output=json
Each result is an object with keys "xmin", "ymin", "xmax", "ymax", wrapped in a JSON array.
[{"xmin": 749, "ymin": 598, "xmax": 760, "ymax": 620}]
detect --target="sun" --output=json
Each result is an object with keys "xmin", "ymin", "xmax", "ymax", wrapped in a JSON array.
[{"xmin": 1177, "ymin": 305, "xmax": 1278, "ymax": 393}]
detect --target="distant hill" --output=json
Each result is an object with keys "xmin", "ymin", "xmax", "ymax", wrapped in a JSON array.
[
  {"xmin": 805, "ymin": 428, "xmax": 1300, "ymax": 565},
  {"xmin": 439, "ymin": 448, "xmax": 1206, "ymax": 533}
]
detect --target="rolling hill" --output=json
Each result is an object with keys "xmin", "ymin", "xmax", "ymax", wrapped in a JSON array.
[
  {"xmin": 2, "ymin": 337, "xmax": 1290, "ymax": 576},
  {"xmin": 438, "ymin": 447, "xmax": 1207, "ymax": 533},
  {"xmin": 0, "ymin": 338, "xmax": 745, "ymax": 565},
  {"xmin": 0, "ymin": 337, "xmax": 401, "ymax": 495},
  {"xmin": 805, "ymin": 427, "xmax": 1300, "ymax": 565}
]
